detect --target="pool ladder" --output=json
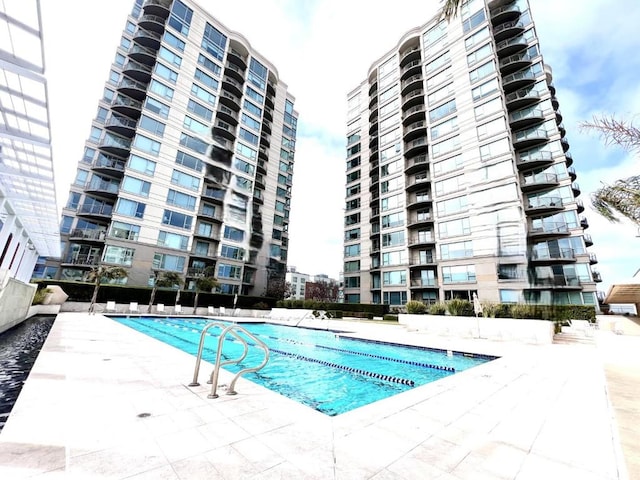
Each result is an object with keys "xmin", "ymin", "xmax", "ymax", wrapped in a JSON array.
[{"xmin": 189, "ymin": 321, "xmax": 269, "ymax": 398}]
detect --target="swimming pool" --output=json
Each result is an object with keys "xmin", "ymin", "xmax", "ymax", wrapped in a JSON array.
[{"xmin": 112, "ymin": 316, "xmax": 495, "ymax": 415}]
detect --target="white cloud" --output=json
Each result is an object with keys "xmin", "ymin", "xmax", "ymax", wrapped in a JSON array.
[{"xmin": 42, "ymin": 1, "xmax": 640, "ymax": 293}]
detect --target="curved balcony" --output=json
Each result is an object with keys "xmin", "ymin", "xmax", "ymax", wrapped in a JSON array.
[
  {"xmin": 369, "ymin": 119, "xmax": 379, "ymax": 136},
  {"xmin": 196, "ymin": 206, "xmax": 222, "ymax": 223},
  {"xmin": 406, "ymin": 174, "xmax": 431, "ymax": 192},
  {"xmin": 369, "ymin": 148, "xmax": 379, "ymax": 163},
  {"xmin": 584, "ymin": 233, "xmax": 593, "ymax": 246},
  {"xmin": 407, "ymin": 212, "xmax": 434, "ymax": 228},
  {"xmin": 571, "ymin": 182, "xmax": 581, "ymax": 196},
  {"xmin": 592, "ymin": 271, "xmax": 602, "ymax": 283},
  {"xmin": 369, "ymin": 80, "xmax": 378, "ymax": 97},
  {"xmin": 520, "ymin": 172, "xmax": 558, "ymax": 192},
  {"xmin": 402, "ymin": 89, "xmax": 424, "ymax": 111},
  {"xmin": 264, "ymin": 93, "xmax": 275, "ymax": 110},
  {"xmin": 505, "ymin": 86, "xmax": 542, "ymax": 110},
  {"xmin": 228, "ymin": 48, "xmax": 248, "ymax": 69},
  {"xmin": 128, "ymin": 43, "xmax": 157, "ymax": 65},
  {"xmin": 212, "ymin": 121, "xmax": 236, "ymax": 142},
  {"xmin": 404, "ymin": 136, "xmax": 428, "ymax": 157},
  {"xmin": 61, "ymin": 254, "xmax": 101, "ymax": 268},
  {"xmin": 531, "ymin": 248, "xmax": 576, "ymax": 264},
  {"xmin": 407, "ymin": 193, "xmax": 432, "ymax": 210},
  {"xmin": 401, "ymin": 59, "xmax": 422, "ymax": 80},
  {"xmin": 513, "ymin": 126, "xmax": 549, "ymax": 150},
  {"xmin": 69, "ymin": 228, "xmax": 107, "ymax": 243},
  {"xmin": 369, "ymin": 94, "xmax": 378, "ymax": 110},
  {"xmin": 267, "ymin": 80, "xmax": 276, "ymax": 97},
  {"xmin": 263, "ymin": 106, "xmax": 274, "ymax": 122},
  {"xmin": 516, "ymin": 149, "xmax": 554, "ymax": 170},
  {"xmin": 138, "ymin": 13, "xmax": 167, "ymax": 33},
  {"xmin": 403, "ymin": 120, "xmax": 427, "ymax": 142},
  {"xmin": 525, "ymin": 197, "xmax": 563, "ymax": 214},
  {"xmin": 493, "ymin": 20, "xmax": 525, "ymax": 43},
  {"xmin": 496, "ymin": 35, "xmax": 528, "ymax": 57},
  {"xmin": 509, "ymin": 106, "xmax": 545, "ymax": 130},
  {"xmin": 76, "ymin": 203, "xmax": 114, "ymax": 220},
  {"xmin": 576, "ymin": 198, "xmax": 585, "ymax": 213},
  {"xmin": 104, "ymin": 114, "xmax": 137, "ymax": 137},
  {"xmin": 117, "ymin": 76, "xmax": 148, "ymax": 101},
  {"xmin": 92, "ymin": 153, "xmax": 126, "ymax": 177},
  {"xmin": 558, "ymin": 122, "xmax": 566, "ymax": 137},
  {"xmin": 551, "ymin": 95, "xmax": 559, "ymax": 109},
  {"xmin": 260, "ymin": 132, "xmax": 270, "ymax": 148},
  {"xmin": 219, "ymin": 90, "xmax": 241, "ymax": 111},
  {"xmin": 97, "ymin": 133, "xmax": 132, "ymax": 158},
  {"xmin": 122, "ymin": 59, "xmax": 152, "ymax": 83},
  {"xmin": 567, "ymin": 165, "xmax": 576, "ymax": 180},
  {"xmin": 369, "ymin": 159, "xmax": 379, "ymax": 175},
  {"xmin": 565, "ymin": 151, "xmax": 574, "ymax": 167},
  {"xmin": 221, "ymin": 76, "xmax": 243, "ymax": 97},
  {"xmin": 369, "ymin": 106, "xmax": 379, "ymax": 122},
  {"xmin": 400, "ymin": 46, "xmax": 421, "ymax": 67},
  {"xmin": 490, "ymin": 2, "xmax": 521, "ymax": 24},
  {"xmin": 528, "ymin": 222, "xmax": 570, "ymax": 238},
  {"xmin": 401, "ymin": 73, "xmax": 423, "ymax": 95},
  {"xmin": 262, "ymin": 119, "xmax": 272, "ymax": 135},
  {"xmin": 142, "ymin": 0, "xmax": 172, "ymax": 17},
  {"xmin": 224, "ymin": 61, "xmax": 245, "ymax": 83},
  {"xmin": 502, "ymin": 68, "xmax": 538, "ymax": 93},
  {"xmin": 258, "ymin": 146, "xmax": 269, "ymax": 162},
  {"xmin": 405, "ymin": 154, "xmax": 428, "ymax": 174},
  {"xmin": 132, "ymin": 27, "xmax": 161, "ymax": 50},
  {"xmin": 555, "ymin": 109, "xmax": 563, "ymax": 124},
  {"xmin": 369, "ymin": 134, "xmax": 378, "ymax": 149},
  {"xmin": 217, "ymin": 104, "xmax": 238, "ymax": 125},
  {"xmin": 589, "ymin": 253, "xmax": 598, "ymax": 265},
  {"xmin": 499, "ymin": 51, "xmax": 534, "ymax": 75},
  {"xmin": 561, "ymin": 137, "xmax": 570, "ymax": 152},
  {"xmin": 85, "ymin": 179, "xmax": 120, "ymax": 199},
  {"xmin": 408, "ymin": 234, "xmax": 436, "ymax": 247},
  {"xmin": 410, "ymin": 279, "xmax": 439, "ymax": 290},
  {"xmin": 402, "ymin": 104, "xmax": 426, "ymax": 125}
]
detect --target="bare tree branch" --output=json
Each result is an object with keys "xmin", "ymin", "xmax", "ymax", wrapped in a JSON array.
[{"xmin": 580, "ymin": 115, "xmax": 640, "ymax": 153}]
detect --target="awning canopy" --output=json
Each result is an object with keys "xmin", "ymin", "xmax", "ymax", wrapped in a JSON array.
[{"xmin": 604, "ymin": 279, "xmax": 640, "ymax": 305}]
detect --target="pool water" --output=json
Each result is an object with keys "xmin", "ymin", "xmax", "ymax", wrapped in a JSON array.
[{"xmin": 112, "ymin": 316, "xmax": 495, "ymax": 416}]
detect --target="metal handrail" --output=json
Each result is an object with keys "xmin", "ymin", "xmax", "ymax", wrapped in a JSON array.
[{"xmin": 188, "ymin": 321, "xmax": 269, "ymax": 398}]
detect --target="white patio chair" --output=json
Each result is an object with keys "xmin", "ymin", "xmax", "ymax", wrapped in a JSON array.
[
  {"xmin": 128, "ymin": 301, "xmax": 139, "ymax": 313},
  {"xmin": 207, "ymin": 306, "xmax": 215, "ymax": 315},
  {"xmin": 174, "ymin": 304, "xmax": 182, "ymax": 314},
  {"xmin": 219, "ymin": 306, "xmax": 226, "ymax": 316},
  {"xmin": 106, "ymin": 301, "xmax": 116, "ymax": 312},
  {"xmin": 156, "ymin": 303, "xmax": 165, "ymax": 313}
]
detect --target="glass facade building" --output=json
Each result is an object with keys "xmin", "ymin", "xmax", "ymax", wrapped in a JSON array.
[
  {"xmin": 343, "ymin": 0, "xmax": 600, "ymax": 307},
  {"xmin": 47, "ymin": 0, "xmax": 297, "ymax": 295}
]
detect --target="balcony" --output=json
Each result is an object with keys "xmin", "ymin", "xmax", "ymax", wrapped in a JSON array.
[
  {"xmin": 531, "ymin": 248, "xmax": 576, "ymax": 263},
  {"xmin": 117, "ymin": 76, "xmax": 148, "ymax": 101},
  {"xmin": 111, "ymin": 94, "xmax": 142, "ymax": 119},
  {"xmin": 369, "ymin": 106, "xmax": 379, "ymax": 123},
  {"xmin": 138, "ymin": 13, "xmax": 167, "ymax": 33},
  {"xmin": 133, "ymin": 27, "xmax": 161, "ymax": 49},
  {"xmin": 490, "ymin": 3, "xmax": 521, "ymax": 25},
  {"xmin": 580, "ymin": 216, "xmax": 589, "ymax": 229},
  {"xmin": 402, "ymin": 89, "xmax": 424, "ymax": 110},
  {"xmin": 224, "ymin": 61, "xmax": 245, "ymax": 83},
  {"xmin": 502, "ymin": 68, "xmax": 538, "ymax": 93},
  {"xmin": 512, "ymin": 126, "xmax": 549, "ymax": 149},
  {"xmin": 499, "ymin": 51, "xmax": 534, "ymax": 75},
  {"xmin": 128, "ymin": 43, "xmax": 157, "ymax": 65},
  {"xmin": 97, "ymin": 133, "xmax": 132, "ymax": 158},
  {"xmin": 407, "ymin": 193, "xmax": 432, "ymax": 209},
  {"xmin": 262, "ymin": 119, "xmax": 272, "ymax": 135},
  {"xmin": 408, "ymin": 234, "xmax": 436, "ymax": 247},
  {"xmin": 496, "ymin": 35, "xmax": 528, "ymax": 57},
  {"xmin": 561, "ymin": 137, "xmax": 570, "ymax": 152},
  {"xmin": 525, "ymin": 196, "xmax": 563, "ymax": 213},
  {"xmin": 267, "ymin": 80, "xmax": 276, "ymax": 97},
  {"xmin": 401, "ymin": 59, "xmax": 422, "ymax": 79},
  {"xmin": 402, "ymin": 104, "xmax": 426, "ymax": 125},
  {"xmin": 405, "ymin": 153, "xmax": 428, "ymax": 174},
  {"xmin": 410, "ymin": 279, "xmax": 438, "ymax": 289},
  {"xmin": 567, "ymin": 165, "xmax": 576, "ymax": 180},
  {"xmin": 404, "ymin": 136, "xmax": 428, "ymax": 157},
  {"xmin": 219, "ymin": 90, "xmax": 241, "ymax": 110},
  {"xmin": 369, "ymin": 119, "xmax": 378, "ymax": 136},
  {"xmin": 85, "ymin": 179, "xmax": 120, "ymax": 198},
  {"xmin": 217, "ymin": 104, "xmax": 238, "ymax": 125},
  {"xmin": 584, "ymin": 233, "xmax": 593, "ymax": 246},
  {"xmin": 142, "ymin": 0, "xmax": 172, "ymax": 17},
  {"xmin": 77, "ymin": 203, "xmax": 114, "ymax": 220},
  {"xmin": 407, "ymin": 212, "xmax": 433, "ymax": 228},
  {"xmin": 520, "ymin": 172, "xmax": 558, "ymax": 192},
  {"xmin": 221, "ymin": 76, "xmax": 243, "ymax": 97},
  {"xmin": 406, "ymin": 174, "xmax": 431, "ymax": 192},
  {"xmin": 68, "ymin": 229, "xmax": 107, "ymax": 242},
  {"xmin": 589, "ymin": 253, "xmax": 599, "ymax": 265},
  {"xmin": 592, "ymin": 271, "xmax": 603, "ymax": 283},
  {"xmin": 122, "ymin": 59, "xmax": 153, "ymax": 83},
  {"xmin": 527, "ymin": 278, "xmax": 582, "ymax": 289},
  {"xmin": 509, "ymin": 106, "xmax": 545, "ymax": 130},
  {"xmin": 576, "ymin": 198, "xmax": 585, "ymax": 213},
  {"xmin": 197, "ymin": 207, "xmax": 222, "ymax": 223},
  {"xmin": 516, "ymin": 149, "xmax": 554, "ymax": 170},
  {"xmin": 565, "ymin": 151, "xmax": 574, "ymax": 167},
  {"xmin": 368, "ymin": 80, "xmax": 378, "ymax": 97},
  {"xmin": 401, "ymin": 73, "xmax": 423, "ymax": 95},
  {"xmin": 92, "ymin": 153, "xmax": 126, "ymax": 176},
  {"xmin": 61, "ymin": 254, "xmax": 100, "ymax": 267},
  {"xmin": 528, "ymin": 222, "xmax": 570, "ymax": 237},
  {"xmin": 571, "ymin": 182, "xmax": 581, "ymax": 196},
  {"xmin": 505, "ymin": 86, "xmax": 542, "ymax": 110},
  {"xmin": 400, "ymin": 46, "xmax": 421, "ymax": 67},
  {"xmin": 493, "ymin": 20, "xmax": 526, "ymax": 43},
  {"xmin": 104, "ymin": 114, "xmax": 137, "ymax": 137},
  {"xmin": 227, "ymin": 48, "xmax": 248, "ymax": 69}
]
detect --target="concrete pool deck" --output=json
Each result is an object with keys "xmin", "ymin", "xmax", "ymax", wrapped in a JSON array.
[{"xmin": 0, "ymin": 312, "xmax": 636, "ymax": 479}]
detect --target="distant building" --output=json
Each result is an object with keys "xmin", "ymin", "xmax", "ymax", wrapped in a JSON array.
[{"xmin": 286, "ymin": 267, "xmax": 340, "ymax": 301}]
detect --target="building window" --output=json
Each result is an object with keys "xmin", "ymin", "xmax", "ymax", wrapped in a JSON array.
[
  {"xmin": 383, "ymin": 270, "xmax": 406, "ymax": 286},
  {"xmin": 144, "ymin": 96, "xmax": 170, "ymax": 118},
  {"xmin": 197, "ymin": 53, "xmax": 222, "ymax": 76},
  {"xmin": 442, "ymin": 265, "xmax": 476, "ymax": 283},
  {"xmin": 166, "ymin": 189, "xmax": 196, "ymax": 210},
  {"xmin": 162, "ymin": 209, "xmax": 193, "ymax": 230},
  {"xmin": 139, "ymin": 115, "xmax": 166, "ymax": 136},
  {"xmin": 133, "ymin": 134, "xmax": 161, "ymax": 156},
  {"xmin": 158, "ymin": 231, "xmax": 188, "ymax": 250},
  {"xmin": 121, "ymin": 176, "xmax": 151, "ymax": 197},
  {"xmin": 103, "ymin": 246, "xmax": 134, "ymax": 266},
  {"xmin": 187, "ymin": 99, "xmax": 213, "ymax": 121},
  {"xmin": 191, "ymin": 83, "xmax": 216, "ymax": 105},
  {"xmin": 168, "ymin": 0, "xmax": 192, "ymax": 36},
  {"xmin": 149, "ymin": 79, "xmax": 174, "ymax": 100},
  {"xmin": 153, "ymin": 253, "xmax": 185, "ymax": 272},
  {"xmin": 115, "ymin": 198, "xmax": 145, "ymax": 219},
  {"xmin": 202, "ymin": 23, "xmax": 227, "ymax": 61}
]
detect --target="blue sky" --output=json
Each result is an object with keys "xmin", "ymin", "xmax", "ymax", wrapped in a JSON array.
[{"xmin": 42, "ymin": 0, "xmax": 640, "ymax": 297}]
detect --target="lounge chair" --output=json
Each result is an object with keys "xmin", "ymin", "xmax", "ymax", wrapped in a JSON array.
[
  {"xmin": 157, "ymin": 303, "xmax": 165, "ymax": 313},
  {"xmin": 106, "ymin": 301, "xmax": 116, "ymax": 312},
  {"xmin": 174, "ymin": 304, "xmax": 182, "ymax": 314},
  {"xmin": 207, "ymin": 306, "xmax": 215, "ymax": 315},
  {"xmin": 128, "ymin": 301, "xmax": 139, "ymax": 313},
  {"xmin": 219, "ymin": 306, "xmax": 226, "ymax": 316}
]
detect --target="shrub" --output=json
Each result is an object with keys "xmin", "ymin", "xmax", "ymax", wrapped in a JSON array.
[
  {"xmin": 481, "ymin": 301, "xmax": 500, "ymax": 318},
  {"xmin": 405, "ymin": 300, "xmax": 427, "ymax": 314},
  {"xmin": 32, "ymin": 287, "xmax": 52, "ymax": 305},
  {"xmin": 253, "ymin": 302, "xmax": 270, "ymax": 310},
  {"xmin": 428, "ymin": 302, "xmax": 447, "ymax": 315},
  {"xmin": 446, "ymin": 298, "xmax": 474, "ymax": 317},
  {"xmin": 509, "ymin": 303, "xmax": 536, "ymax": 319},
  {"xmin": 383, "ymin": 314, "xmax": 398, "ymax": 322}
]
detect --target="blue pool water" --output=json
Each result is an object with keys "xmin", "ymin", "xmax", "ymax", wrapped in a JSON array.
[{"xmin": 112, "ymin": 316, "xmax": 495, "ymax": 416}]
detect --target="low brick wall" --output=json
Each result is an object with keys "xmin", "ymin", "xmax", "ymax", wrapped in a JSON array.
[{"xmin": 398, "ymin": 314, "xmax": 554, "ymax": 344}]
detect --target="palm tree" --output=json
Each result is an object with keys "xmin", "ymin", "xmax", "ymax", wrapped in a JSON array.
[
  {"xmin": 86, "ymin": 265, "xmax": 128, "ymax": 314},
  {"xmin": 147, "ymin": 271, "xmax": 183, "ymax": 312},
  {"xmin": 193, "ymin": 266, "xmax": 219, "ymax": 314},
  {"xmin": 440, "ymin": 0, "xmax": 463, "ymax": 20},
  {"xmin": 581, "ymin": 115, "xmax": 640, "ymax": 226}
]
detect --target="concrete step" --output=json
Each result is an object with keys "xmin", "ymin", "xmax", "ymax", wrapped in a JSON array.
[{"xmin": 553, "ymin": 332, "xmax": 596, "ymax": 345}]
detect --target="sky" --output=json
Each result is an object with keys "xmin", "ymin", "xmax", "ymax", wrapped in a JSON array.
[{"xmin": 40, "ymin": 0, "xmax": 640, "ymax": 298}]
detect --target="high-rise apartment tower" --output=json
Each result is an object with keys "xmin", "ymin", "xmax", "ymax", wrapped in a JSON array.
[
  {"xmin": 343, "ymin": 0, "xmax": 600, "ymax": 307},
  {"xmin": 48, "ymin": 0, "xmax": 297, "ymax": 295}
]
